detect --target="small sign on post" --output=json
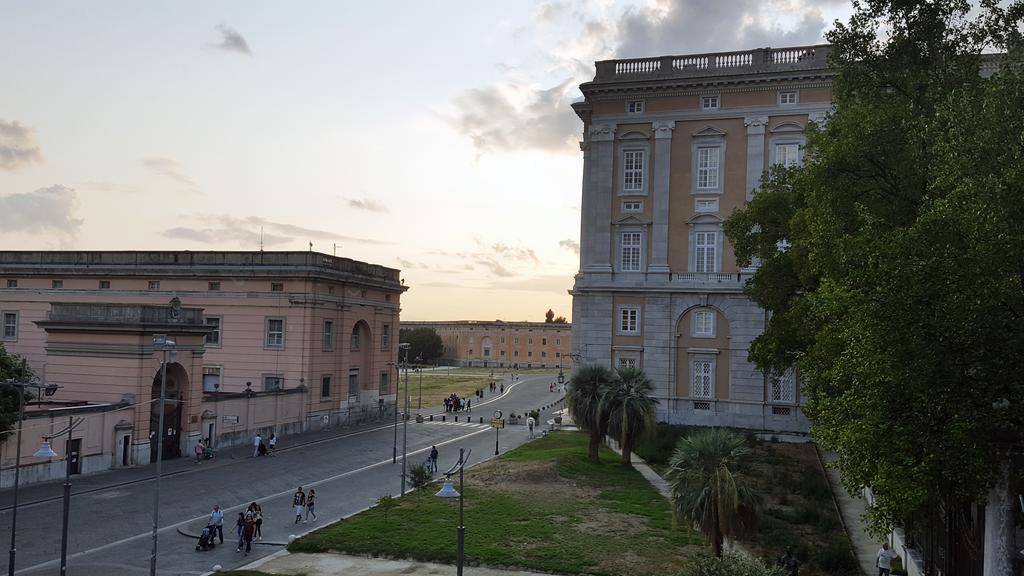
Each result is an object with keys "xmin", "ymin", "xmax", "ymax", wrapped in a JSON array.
[
  {"xmin": 490, "ymin": 418, "xmax": 505, "ymax": 429},
  {"xmin": 222, "ymin": 415, "xmax": 239, "ymax": 424}
]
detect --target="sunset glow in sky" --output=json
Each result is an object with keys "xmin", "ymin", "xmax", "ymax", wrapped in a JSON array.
[{"xmin": 0, "ymin": 0, "xmax": 852, "ymax": 321}]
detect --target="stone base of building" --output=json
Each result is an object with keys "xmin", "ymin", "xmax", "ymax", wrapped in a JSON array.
[{"xmin": 657, "ymin": 398, "xmax": 809, "ymax": 435}]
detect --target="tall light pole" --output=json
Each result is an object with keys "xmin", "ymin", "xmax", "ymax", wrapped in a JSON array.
[
  {"xmin": 436, "ymin": 448, "xmax": 470, "ymax": 576},
  {"xmin": 2, "ymin": 375, "xmax": 59, "ymax": 576},
  {"xmin": 416, "ymin": 356, "xmax": 423, "ymax": 410},
  {"xmin": 150, "ymin": 334, "xmax": 176, "ymax": 576},
  {"xmin": 399, "ymin": 343, "xmax": 411, "ymax": 495},
  {"xmin": 33, "ymin": 416, "xmax": 83, "ymax": 576},
  {"xmin": 390, "ymin": 361, "xmax": 399, "ymax": 464}
]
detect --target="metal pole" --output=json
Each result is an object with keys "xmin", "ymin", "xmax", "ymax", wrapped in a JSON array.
[
  {"xmin": 418, "ymin": 368, "xmax": 422, "ymax": 410},
  {"xmin": 392, "ymin": 363, "xmax": 399, "ymax": 464},
  {"xmin": 7, "ymin": 385, "xmax": 25, "ymax": 576},
  {"xmin": 59, "ymin": 415, "xmax": 72, "ymax": 576},
  {"xmin": 400, "ymin": 348, "xmax": 410, "ymax": 495},
  {"xmin": 495, "ymin": 425, "xmax": 499, "ymax": 456},
  {"xmin": 457, "ymin": 448, "xmax": 465, "ymax": 576},
  {"xmin": 149, "ymin": 350, "xmax": 168, "ymax": 576}
]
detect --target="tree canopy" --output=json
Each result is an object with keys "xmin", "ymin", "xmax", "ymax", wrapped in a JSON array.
[
  {"xmin": 0, "ymin": 344, "xmax": 33, "ymax": 441},
  {"xmin": 723, "ymin": 0, "xmax": 1024, "ymax": 533},
  {"xmin": 398, "ymin": 327, "xmax": 444, "ymax": 364}
]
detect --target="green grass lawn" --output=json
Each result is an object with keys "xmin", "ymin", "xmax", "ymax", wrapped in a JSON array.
[
  {"xmin": 403, "ymin": 367, "xmax": 560, "ymax": 411},
  {"xmin": 289, "ymin": 431, "xmax": 704, "ymax": 575}
]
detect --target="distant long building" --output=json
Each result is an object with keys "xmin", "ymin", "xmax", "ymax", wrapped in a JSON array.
[{"xmin": 402, "ymin": 320, "xmax": 571, "ymax": 370}]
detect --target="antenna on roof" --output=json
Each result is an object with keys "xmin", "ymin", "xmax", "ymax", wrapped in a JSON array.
[
  {"xmin": 309, "ymin": 241, "xmax": 313, "ymax": 253},
  {"xmin": 259, "ymin": 226, "xmax": 264, "ymax": 252}
]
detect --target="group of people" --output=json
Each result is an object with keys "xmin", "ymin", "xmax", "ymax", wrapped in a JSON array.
[
  {"xmin": 192, "ymin": 438, "xmax": 215, "ymax": 463},
  {"xmin": 487, "ymin": 381, "xmax": 505, "ymax": 394},
  {"xmin": 252, "ymin": 433, "xmax": 277, "ymax": 457},
  {"xmin": 777, "ymin": 541, "xmax": 900, "ymax": 576},
  {"xmin": 292, "ymin": 486, "xmax": 317, "ymax": 524},
  {"xmin": 200, "ymin": 489, "xmax": 318, "ymax": 554},
  {"xmin": 443, "ymin": 394, "xmax": 470, "ymax": 412}
]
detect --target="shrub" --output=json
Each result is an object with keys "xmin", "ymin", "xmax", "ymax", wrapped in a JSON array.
[
  {"xmin": 376, "ymin": 495, "xmax": 396, "ymax": 523},
  {"xmin": 678, "ymin": 550, "xmax": 785, "ymax": 576},
  {"xmin": 815, "ymin": 537, "xmax": 859, "ymax": 575},
  {"xmin": 407, "ymin": 463, "xmax": 433, "ymax": 489}
]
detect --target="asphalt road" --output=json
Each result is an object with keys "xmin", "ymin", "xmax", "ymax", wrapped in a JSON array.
[{"xmin": 0, "ymin": 373, "xmax": 566, "ymax": 576}]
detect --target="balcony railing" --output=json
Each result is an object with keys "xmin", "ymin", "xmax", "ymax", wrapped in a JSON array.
[
  {"xmin": 674, "ymin": 272, "xmax": 747, "ymax": 284},
  {"xmin": 594, "ymin": 45, "xmax": 830, "ymax": 82}
]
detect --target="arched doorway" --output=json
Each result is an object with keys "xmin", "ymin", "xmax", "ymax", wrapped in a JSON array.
[{"xmin": 150, "ymin": 362, "xmax": 188, "ymax": 462}]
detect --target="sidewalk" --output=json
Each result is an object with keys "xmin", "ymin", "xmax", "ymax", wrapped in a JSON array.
[{"xmin": 821, "ymin": 451, "xmax": 877, "ymax": 576}]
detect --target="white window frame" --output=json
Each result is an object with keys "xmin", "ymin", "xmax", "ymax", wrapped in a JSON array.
[
  {"xmin": 350, "ymin": 325, "xmax": 361, "ymax": 351},
  {"xmin": 778, "ymin": 90, "xmax": 799, "ymax": 105},
  {"xmin": 271, "ymin": 282, "xmax": 284, "ymax": 292},
  {"xmin": 626, "ymin": 99, "xmax": 645, "ymax": 114},
  {"xmin": 692, "ymin": 309, "xmax": 715, "ymax": 337},
  {"xmin": 621, "ymin": 149, "xmax": 646, "ymax": 194},
  {"xmin": 148, "ymin": 280, "xmax": 160, "ymax": 290},
  {"xmin": 265, "ymin": 318, "xmax": 285, "ymax": 349},
  {"xmin": 323, "ymin": 320, "xmax": 334, "ymax": 351},
  {"xmin": 617, "ymin": 306, "xmax": 640, "ymax": 335},
  {"xmin": 695, "ymin": 198, "xmax": 719, "ymax": 213},
  {"xmin": 205, "ymin": 316, "xmax": 223, "ymax": 348},
  {"xmin": 690, "ymin": 357, "xmax": 715, "ymax": 399},
  {"xmin": 382, "ymin": 324, "xmax": 391, "ymax": 351},
  {"xmin": 202, "ymin": 365, "xmax": 222, "ymax": 392},
  {"xmin": 262, "ymin": 374, "xmax": 284, "ymax": 392},
  {"xmin": 6, "ymin": 279, "xmax": 16, "ymax": 288},
  {"xmin": 99, "ymin": 280, "xmax": 111, "ymax": 290},
  {"xmin": 701, "ymin": 95, "xmax": 720, "ymax": 110},
  {"xmin": 694, "ymin": 231, "xmax": 718, "ymax": 273},
  {"xmin": 775, "ymin": 143, "xmax": 801, "ymax": 167},
  {"xmin": 51, "ymin": 280, "xmax": 63, "ymax": 289},
  {"xmin": 620, "ymin": 231, "xmax": 643, "ymax": 272},
  {"xmin": 622, "ymin": 201, "xmax": 643, "ymax": 213},
  {"xmin": 696, "ymin": 146, "xmax": 721, "ymax": 190},
  {"xmin": 617, "ymin": 355, "xmax": 638, "ymax": 370},
  {"xmin": 771, "ymin": 368, "xmax": 797, "ymax": 403},
  {"xmin": 208, "ymin": 281, "xmax": 221, "ymax": 291},
  {"xmin": 2, "ymin": 311, "xmax": 18, "ymax": 341}
]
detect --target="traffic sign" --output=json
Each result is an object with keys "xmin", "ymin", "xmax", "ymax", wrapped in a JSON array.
[{"xmin": 490, "ymin": 418, "xmax": 504, "ymax": 429}]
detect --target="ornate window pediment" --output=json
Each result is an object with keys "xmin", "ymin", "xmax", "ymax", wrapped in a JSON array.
[
  {"xmin": 614, "ymin": 214, "xmax": 651, "ymax": 226},
  {"xmin": 618, "ymin": 130, "xmax": 650, "ymax": 140},
  {"xmin": 692, "ymin": 126, "xmax": 727, "ymax": 138},
  {"xmin": 686, "ymin": 213, "xmax": 724, "ymax": 225},
  {"xmin": 770, "ymin": 121, "xmax": 804, "ymax": 133}
]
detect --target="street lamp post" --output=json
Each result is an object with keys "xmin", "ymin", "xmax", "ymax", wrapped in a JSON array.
[
  {"xmin": 436, "ymin": 448, "xmax": 470, "ymax": 576},
  {"xmin": 398, "ymin": 343, "xmax": 411, "ymax": 495},
  {"xmin": 390, "ymin": 362, "xmax": 399, "ymax": 464},
  {"xmin": 33, "ymin": 415, "xmax": 84, "ymax": 576},
  {"xmin": 150, "ymin": 334, "xmax": 176, "ymax": 576},
  {"xmin": 416, "ymin": 356, "xmax": 423, "ymax": 410}
]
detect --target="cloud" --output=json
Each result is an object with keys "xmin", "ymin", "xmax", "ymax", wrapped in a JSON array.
[
  {"xmin": 0, "ymin": 185, "xmax": 83, "ymax": 242},
  {"xmin": 559, "ymin": 239, "xmax": 580, "ymax": 254},
  {"xmin": 348, "ymin": 198, "xmax": 389, "ymax": 213},
  {"xmin": 212, "ymin": 24, "xmax": 252, "ymax": 55},
  {"xmin": 0, "ymin": 119, "xmax": 43, "ymax": 171},
  {"xmin": 491, "ymin": 242, "xmax": 539, "ymax": 263},
  {"xmin": 486, "ymin": 274, "xmax": 574, "ymax": 292},
  {"xmin": 162, "ymin": 215, "xmax": 393, "ymax": 248},
  {"xmin": 447, "ymin": 78, "xmax": 582, "ymax": 154},
  {"xmin": 142, "ymin": 157, "xmax": 196, "ymax": 189},
  {"xmin": 476, "ymin": 259, "xmax": 515, "ymax": 277}
]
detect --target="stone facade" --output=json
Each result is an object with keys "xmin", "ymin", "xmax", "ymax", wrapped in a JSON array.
[
  {"xmin": 571, "ymin": 45, "xmax": 834, "ymax": 433},
  {"xmin": 402, "ymin": 321, "xmax": 572, "ymax": 370}
]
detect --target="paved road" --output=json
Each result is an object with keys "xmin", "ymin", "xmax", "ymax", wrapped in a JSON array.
[{"xmin": 0, "ymin": 374, "xmax": 566, "ymax": 576}]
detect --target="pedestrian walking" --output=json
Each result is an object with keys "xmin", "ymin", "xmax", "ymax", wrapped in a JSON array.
[
  {"xmin": 466, "ymin": 398, "xmax": 471, "ymax": 413},
  {"xmin": 209, "ymin": 505, "xmax": 224, "ymax": 544},
  {"xmin": 240, "ymin": 512, "xmax": 256, "ymax": 556},
  {"xmin": 293, "ymin": 486, "xmax": 306, "ymax": 524},
  {"xmin": 268, "ymin": 434, "xmax": 277, "ymax": 456},
  {"xmin": 194, "ymin": 439, "xmax": 205, "ymax": 463},
  {"xmin": 234, "ymin": 512, "xmax": 245, "ymax": 552},
  {"xmin": 253, "ymin": 433, "xmax": 262, "ymax": 457},
  {"xmin": 500, "ymin": 383, "xmax": 504, "ymax": 393},
  {"xmin": 429, "ymin": 445, "xmax": 439, "ymax": 473},
  {"xmin": 305, "ymin": 488, "xmax": 317, "ymax": 522},
  {"xmin": 247, "ymin": 502, "xmax": 263, "ymax": 540},
  {"xmin": 527, "ymin": 416, "xmax": 536, "ymax": 438},
  {"xmin": 876, "ymin": 542, "xmax": 898, "ymax": 576}
]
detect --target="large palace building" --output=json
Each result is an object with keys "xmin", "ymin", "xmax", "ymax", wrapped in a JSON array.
[
  {"xmin": 402, "ymin": 321, "xmax": 572, "ymax": 370},
  {"xmin": 570, "ymin": 45, "xmax": 834, "ymax": 433}
]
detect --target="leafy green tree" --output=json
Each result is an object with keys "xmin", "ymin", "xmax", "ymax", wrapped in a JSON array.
[
  {"xmin": 723, "ymin": 0, "xmax": 1024, "ymax": 534},
  {"xmin": 545, "ymin": 309, "xmax": 555, "ymax": 323},
  {"xmin": 566, "ymin": 364, "xmax": 615, "ymax": 463},
  {"xmin": 398, "ymin": 327, "xmax": 443, "ymax": 364},
  {"xmin": 602, "ymin": 367, "xmax": 658, "ymax": 467},
  {"xmin": 667, "ymin": 429, "xmax": 760, "ymax": 557},
  {"xmin": 0, "ymin": 345, "xmax": 33, "ymax": 441},
  {"xmin": 552, "ymin": 316, "xmax": 567, "ymax": 324}
]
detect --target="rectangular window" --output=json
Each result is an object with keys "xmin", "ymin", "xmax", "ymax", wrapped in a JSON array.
[
  {"xmin": 348, "ymin": 369, "xmax": 359, "ymax": 394},
  {"xmin": 205, "ymin": 316, "xmax": 222, "ymax": 347},
  {"xmin": 483, "ymin": 347, "xmax": 491, "ymax": 357},
  {"xmin": 541, "ymin": 351, "xmax": 547, "ymax": 358},
  {"xmin": 321, "ymin": 375, "xmax": 332, "ymax": 399},
  {"xmin": 622, "ymin": 150, "xmax": 644, "ymax": 192},
  {"xmin": 622, "ymin": 201, "xmax": 642, "ymax": 212},
  {"xmin": 556, "ymin": 338, "xmax": 561, "ymax": 346},
  {"xmin": 379, "ymin": 371, "xmax": 389, "ymax": 394},
  {"xmin": 779, "ymin": 91, "xmax": 798, "ymax": 105},
  {"xmin": 514, "ymin": 337, "xmax": 519, "ymax": 345},
  {"xmin": 350, "ymin": 328, "xmax": 360, "ymax": 351},
  {"xmin": 2, "ymin": 312, "xmax": 17, "ymax": 340},
  {"xmin": 528, "ymin": 338, "xmax": 533, "ymax": 345},
  {"xmin": 202, "ymin": 366, "xmax": 222, "ymax": 392},
  {"xmin": 99, "ymin": 280, "xmax": 111, "ymax": 289},
  {"xmin": 501, "ymin": 350, "xmax": 506, "ymax": 356},
  {"xmin": 621, "ymin": 232, "xmax": 642, "ymax": 271},
  {"xmin": 208, "ymin": 281, "xmax": 221, "ymax": 291},
  {"xmin": 52, "ymin": 280, "xmax": 63, "ymax": 289},
  {"xmin": 701, "ymin": 95, "xmax": 719, "ymax": 110},
  {"xmin": 323, "ymin": 320, "xmax": 334, "ymax": 351},
  {"xmin": 695, "ymin": 198, "xmax": 719, "ymax": 213},
  {"xmin": 271, "ymin": 282, "xmax": 284, "ymax": 292},
  {"xmin": 771, "ymin": 368, "xmax": 797, "ymax": 403},
  {"xmin": 528, "ymin": 351, "xmax": 533, "ymax": 357},
  {"xmin": 263, "ymin": 375, "xmax": 283, "ymax": 392},
  {"xmin": 265, "ymin": 318, "xmax": 285, "ymax": 348},
  {"xmin": 382, "ymin": 324, "xmax": 391, "ymax": 350},
  {"xmin": 148, "ymin": 281, "xmax": 160, "ymax": 290},
  {"xmin": 692, "ymin": 360, "xmax": 713, "ymax": 398},
  {"xmin": 500, "ymin": 337, "xmax": 505, "ymax": 344},
  {"xmin": 776, "ymin": 143, "xmax": 800, "ymax": 167},
  {"xmin": 6, "ymin": 280, "xmax": 16, "ymax": 288},
  {"xmin": 693, "ymin": 310, "xmax": 714, "ymax": 337},
  {"xmin": 697, "ymin": 147, "xmax": 720, "ymax": 189},
  {"xmin": 514, "ymin": 350, "xmax": 519, "ymax": 357},
  {"xmin": 542, "ymin": 338, "xmax": 547, "ymax": 345},
  {"xmin": 695, "ymin": 232, "xmax": 717, "ymax": 273},
  {"xmin": 618, "ymin": 357, "xmax": 637, "ymax": 369},
  {"xmin": 619, "ymin": 307, "xmax": 639, "ymax": 334},
  {"xmin": 626, "ymin": 99, "xmax": 644, "ymax": 114}
]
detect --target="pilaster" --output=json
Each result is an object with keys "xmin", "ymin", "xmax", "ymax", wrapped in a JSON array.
[
  {"xmin": 648, "ymin": 121, "xmax": 674, "ymax": 273},
  {"xmin": 582, "ymin": 124, "xmax": 615, "ymax": 273},
  {"xmin": 744, "ymin": 116, "xmax": 768, "ymax": 202}
]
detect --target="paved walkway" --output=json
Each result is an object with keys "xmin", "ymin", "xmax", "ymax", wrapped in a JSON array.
[
  {"xmin": 244, "ymin": 550, "xmax": 554, "ymax": 576},
  {"xmin": 821, "ymin": 451, "xmax": 877, "ymax": 576}
]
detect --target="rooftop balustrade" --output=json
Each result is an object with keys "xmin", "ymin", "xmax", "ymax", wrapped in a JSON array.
[{"xmin": 592, "ymin": 45, "xmax": 831, "ymax": 83}]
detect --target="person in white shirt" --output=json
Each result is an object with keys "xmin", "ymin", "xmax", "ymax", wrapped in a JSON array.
[
  {"xmin": 253, "ymin": 433, "xmax": 262, "ymax": 457},
  {"xmin": 526, "ymin": 416, "xmax": 536, "ymax": 438},
  {"xmin": 876, "ymin": 542, "xmax": 899, "ymax": 576}
]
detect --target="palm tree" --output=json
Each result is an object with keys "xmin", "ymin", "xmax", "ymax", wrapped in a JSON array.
[
  {"xmin": 601, "ymin": 367, "xmax": 658, "ymax": 467},
  {"xmin": 666, "ymin": 428, "xmax": 759, "ymax": 557},
  {"xmin": 566, "ymin": 364, "xmax": 615, "ymax": 463}
]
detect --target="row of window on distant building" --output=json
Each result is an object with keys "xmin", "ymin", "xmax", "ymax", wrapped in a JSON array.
[
  {"xmin": 2, "ymin": 279, "xmax": 390, "ymax": 301},
  {"xmin": 624, "ymin": 90, "xmax": 800, "ymax": 115},
  {"xmin": 616, "ymin": 306, "xmax": 715, "ymax": 337},
  {"xmin": 457, "ymin": 336, "xmax": 562, "ymax": 346},
  {"xmin": 201, "ymin": 365, "xmax": 392, "ymax": 398}
]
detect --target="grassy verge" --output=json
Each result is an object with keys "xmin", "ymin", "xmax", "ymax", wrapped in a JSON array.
[
  {"xmin": 290, "ymin": 431, "xmax": 704, "ymax": 575},
  {"xmin": 403, "ymin": 367, "xmax": 560, "ymax": 411},
  {"xmin": 634, "ymin": 426, "xmax": 858, "ymax": 576}
]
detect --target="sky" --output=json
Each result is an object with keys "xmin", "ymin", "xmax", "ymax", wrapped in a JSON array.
[{"xmin": 0, "ymin": 0, "xmax": 853, "ymax": 322}]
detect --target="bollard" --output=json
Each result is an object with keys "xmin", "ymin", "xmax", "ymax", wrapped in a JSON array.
[
  {"xmin": 455, "ymin": 416, "xmax": 459, "ymax": 422},
  {"xmin": 430, "ymin": 414, "xmax": 434, "ymax": 421},
  {"xmin": 442, "ymin": 415, "xmax": 446, "ymax": 422},
  {"xmin": 479, "ymin": 417, "xmax": 483, "ymax": 424}
]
